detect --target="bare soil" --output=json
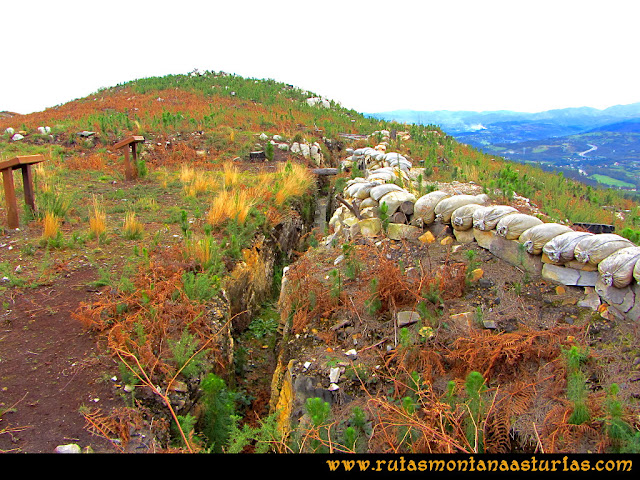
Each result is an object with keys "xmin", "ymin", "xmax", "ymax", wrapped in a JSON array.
[{"xmin": 0, "ymin": 265, "xmax": 124, "ymax": 453}]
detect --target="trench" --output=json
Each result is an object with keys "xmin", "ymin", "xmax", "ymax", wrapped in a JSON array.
[{"xmin": 228, "ymin": 174, "xmax": 334, "ymax": 430}]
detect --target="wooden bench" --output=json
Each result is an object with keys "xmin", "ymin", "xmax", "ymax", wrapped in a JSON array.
[
  {"xmin": 0, "ymin": 154, "xmax": 45, "ymax": 228},
  {"xmin": 114, "ymin": 135, "xmax": 145, "ymax": 180}
]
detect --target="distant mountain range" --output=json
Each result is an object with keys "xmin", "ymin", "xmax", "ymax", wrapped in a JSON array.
[{"xmin": 368, "ymin": 103, "xmax": 640, "ymax": 191}]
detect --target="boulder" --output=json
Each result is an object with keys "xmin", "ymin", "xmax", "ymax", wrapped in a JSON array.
[
  {"xmin": 387, "ymin": 223, "xmax": 422, "ymax": 241},
  {"xmin": 542, "ymin": 263, "xmax": 598, "ymax": 287},
  {"xmin": 474, "ymin": 229, "xmax": 542, "ymax": 275}
]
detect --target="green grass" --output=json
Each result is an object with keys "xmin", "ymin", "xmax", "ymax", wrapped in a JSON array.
[{"xmin": 590, "ymin": 174, "xmax": 635, "ymax": 189}]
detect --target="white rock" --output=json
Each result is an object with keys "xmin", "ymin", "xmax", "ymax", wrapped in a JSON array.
[
  {"xmin": 55, "ymin": 444, "xmax": 82, "ymax": 454},
  {"xmin": 329, "ymin": 367, "xmax": 341, "ymax": 383},
  {"xmin": 11, "ymin": 133, "xmax": 24, "ymax": 141}
]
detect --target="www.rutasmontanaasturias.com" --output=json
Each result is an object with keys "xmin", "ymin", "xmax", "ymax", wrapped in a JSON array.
[{"xmin": 325, "ymin": 456, "xmax": 633, "ymax": 473}]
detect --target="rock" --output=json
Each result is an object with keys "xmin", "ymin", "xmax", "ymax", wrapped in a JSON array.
[
  {"xmin": 542, "ymin": 263, "xmax": 598, "ymax": 287},
  {"xmin": 353, "ymin": 217, "xmax": 382, "ymax": 238},
  {"xmin": 468, "ymin": 268, "xmax": 484, "ymax": 282},
  {"xmin": 387, "ymin": 223, "xmax": 422, "ymax": 241},
  {"xmin": 419, "ymin": 231, "xmax": 436, "ymax": 244},
  {"xmin": 596, "ymin": 279, "xmax": 639, "ymax": 317},
  {"xmin": 449, "ymin": 312, "xmax": 475, "ymax": 331},
  {"xmin": 474, "ymin": 229, "xmax": 542, "ymax": 275},
  {"xmin": 578, "ymin": 287, "xmax": 601, "ymax": 310},
  {"xmin": 329, "ymin": 367, "xmax": 341, "ymax": 383},
  {"xmin": 440, "ymin": 236, "xmax": 454, "ymax": 246},
  {"xmin": 396, "ymin": 311, "xmax": 420, "ymax": 328},
  {"xmin": 55, "ymin": 444, "xmax": 82, "ymax": 453},
  {"xmin": 11, "ymin": 133, "xmax": 24, "ymax": 141},
  {"xmin": 453, "ymin": 228, "xmax": 476, "ymax": 244}
]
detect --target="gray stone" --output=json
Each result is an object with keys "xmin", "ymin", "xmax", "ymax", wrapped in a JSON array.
[
  {"xmin": 596, "ymin": 279, "xmax": 637, "ymax": 315},
  {"xmin": 578, "ymin": 287, "xmax": 601, "ymax": 310},
  {"xmin": 396, "ymin": 311, "xmax": 421, "ymax": 328},
  {"xmin": 542, "ymin": 263, "xmax": 598, "ymax": 287},
  {"xmin": 474, "ymin": 229, "xmax": 542, "ymax": 275}
]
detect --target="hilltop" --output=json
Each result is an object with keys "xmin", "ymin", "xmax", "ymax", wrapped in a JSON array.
[{"xmin": 1, "ymin": 71, "xmax": 640, "ymax": 456}]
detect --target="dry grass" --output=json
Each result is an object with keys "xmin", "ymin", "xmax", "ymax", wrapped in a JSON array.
[
  {"xmin": 274, "ymin": 162, "xmax": 314, "ymax": 205},
  {"xmin": 41, "ymin": 211, "xmax": 61, "ymax": 240},
  {"xmin": 206, "ymin": 189, "xmax": 257, "ymax": 227},
  {"xmin": 180, "ymin": 164, "xmax": 195, "ymax": 183},
  {"xmin": 183, "ymin": 235, "xmax": 219, "ymax": 270},
  {"xmin": 122, "ymin": 211, "xmax": 143, "ymax": 239},
  {"xmin": 89, "ymin": 195, "xmax": 107, "ymax": 239},
  {"xmin": 222, "ymin": 161, "xmax": 240, "ymax": 189}
]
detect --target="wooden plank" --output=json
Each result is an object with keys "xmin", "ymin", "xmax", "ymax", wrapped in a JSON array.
[
  {"xmin": 113, "ymin": 135, "xmax": 144, "ymax": 150},
  {"xmin": 2, "ymin": 168, "xmax": 19, "ymax": 228},
  {"xmin": 0, "ymin": 155, "xmax": 45, "ymax": 171}
]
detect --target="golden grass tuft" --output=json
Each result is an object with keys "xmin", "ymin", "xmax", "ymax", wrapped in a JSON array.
[
  {"xmin": 183, "ymin": 235, "xmax": 218, "ymax": 270},
  {"xmin": 207, "ymin": 189, "xmax": 257, "ymax": 226},
  {"xmin": 222, "ymin": 161, "xmax": 240, "ymax": 189},
  {"xmin": 180, "ymin": 164, "xmax": 195, "ymax": 183},
  {"xmin": 89, "ymin": 195, "xmax": 107, "ymax": 239},
  {"xmin": 274, "ymin": 162, "xmax": 314, "ymax": 205},
  {"xmin": 42, "ymin": 211, "xmax": 61, "ymax": 240},
  {"xmin": 123, "ymin": 211, "xmax": 143, "ymax": 239}
]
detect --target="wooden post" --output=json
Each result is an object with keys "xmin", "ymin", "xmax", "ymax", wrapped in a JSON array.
[
  {"xmin": 0, "ymin": 154, "xmax": 45, "ymax": 228},
  {"xmin": 2, "ymin": 168, "xmax": 19, "ymax": 228},
  {"xmin": 21, "ymin": 165, "xmax": 36, "ymax": 213},
  {"xmin": 114, "ymin": 136, "xmax": 145, "ymax": 181}
]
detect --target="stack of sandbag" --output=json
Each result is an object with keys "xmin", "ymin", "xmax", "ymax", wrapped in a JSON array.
[
  {"xmin": 519, "ymin": 223, "xmax": 574, "ymax": 255},
  {"xmin": 413, "ymin": 191, "xmax": 452, "ymax": 225},
  {"xmin": 573, "ymin": 233, "xmax": 635, "ymax": 266},
  {"xmin": 451, "ymin": 204, "xmax": 485, "ymax": 231},
  {"xmin": 350, "ymin": 148, "xmax": 412, "ymax": 173},
  {"xmin": 434, "ymin": 194, "xmax": 490, "ymax": 224},
  {"xmin": 472, "ymin": 205, "xmax": 519, "ymax": 232},
  {"xmin": 598, "ymin": 246, "xmax": 640, "ymax": 288},
  {"xmin": 345, "ymin": 178, "xmax": 382, "ymax": 200},
  {"xmin": 541, "ymin": 231, "xmax": 594, "ymax": 264},
  {"xmin": 496, "ymin": 214, "xmax": 544, "ymax": 240}
]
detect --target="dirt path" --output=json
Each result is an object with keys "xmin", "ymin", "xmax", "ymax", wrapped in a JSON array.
[{"xmin": 0, "ymin": 267, "xmax": 125, "ymax": 453}]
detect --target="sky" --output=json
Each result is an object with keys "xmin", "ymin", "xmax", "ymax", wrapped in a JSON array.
[{"xmin": 2, "ymin": 0, "xmax": 640, "ymax": 115}]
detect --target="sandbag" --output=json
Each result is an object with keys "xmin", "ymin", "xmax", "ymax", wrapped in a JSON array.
[
  {"xmin": 451, "ymin": 204, "xmax": 485, "ymax": 231},
  {"xmin": 598, "ymin": 246, "xmax": 640, "ymax": 288},
  {"xmin": 541, "ymin": 231, "xmax": 595, "ymax": 263},
  {"xmin": 413, "ymin": 191, "xmax": 451, "ymax": 225},
  {"xmin": 496, "ymin": 214, "xmax": 544, "ymax": 240},
  {"xmin": 360, "ymin": 197, "xmax": 379, "ymax": 209},
  {"xmin": 472, "ymin": 205, "xmax": 518, "ymax": 231},
  {"xmin": 574, "ymin": 234, "xmax": 635, "ymax": 265},
  {"xmin": 369, "ymin": 183, "xmax": 404, "ymax": 202},
  {"xmin": 633, "ymin": 256, "xmax": 640, "ymax": 284},
  {"xmin": 345, "ymin": 181, "xmax": 378, "ymax": 200},
  {"xmin": 434, "ymin": 194, "xmax": 490, "ymax": 224},
  {"xmin": 518, "ymin": 223, "xmax": 574, "ymax": 255},
  {"xmin": 378, "ymin": 190, "xmax": 416, "ymax": 215}
]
